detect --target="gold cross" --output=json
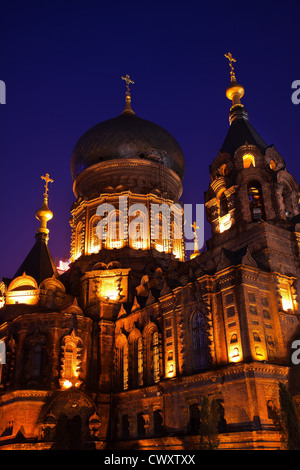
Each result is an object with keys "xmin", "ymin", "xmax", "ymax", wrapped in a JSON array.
[
  {"xmin": 41, "ymin": 173, "xmax": 54, "ymax": 197},
  {"xmin": 121, "ymin": 74, "xmax": 134, "ymax": 96},
  {"xmin": 225, "ymin": 52, "xmax": 236, "ymax": 80}
]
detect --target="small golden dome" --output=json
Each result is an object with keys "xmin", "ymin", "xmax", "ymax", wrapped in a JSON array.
[
  {"xmin": 226, "ymin": 81, "xmax": 245, "ymax": 103},
  {"xmin": 35, "ymin": 199, "xmax": 53, "ymax": 223}
]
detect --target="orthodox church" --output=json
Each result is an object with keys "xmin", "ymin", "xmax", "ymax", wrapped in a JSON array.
[{"xmin": 0, "ymin": 55, "xmax": 300, "ymax": 450}]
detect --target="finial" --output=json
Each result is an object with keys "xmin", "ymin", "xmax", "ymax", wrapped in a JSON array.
[
  {"xmin": 41, "ymin": 173, "xmax": 54, "ymax": 198},
  {"xmin": 190, "ymin": 221, "xmax": 201, "ymax": 259},
  {"xmin": 224, "ymin": 52, "xmax": 245, "ymax": 112},
  {"xmin": 35, "ymin": 173, "xmax": 54, "ymax": 242},
  {"xmin": 225, "ymin": 52, "xmax": 237, "ymax": 82},
  {"xmin": 121, "ymin": 74, "xmax": 135, "ymax": 114}
]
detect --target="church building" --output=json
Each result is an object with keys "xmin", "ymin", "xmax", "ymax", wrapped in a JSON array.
[{"xmin": 0, "ymin": 55, "xmax": 300, "ymax": 450}]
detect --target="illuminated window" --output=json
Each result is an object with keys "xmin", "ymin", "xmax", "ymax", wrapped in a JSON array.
[
  {"xmin": 129, "ymin": 335, "xmax": 143, "ymax": 388},
  {"xmin": 115, "ymin": 339, "xmax": 128, "ymax": 391},
  {"xmin": 219, "ymin": 213, "xmax": 232, "ymax": 233},
  {"xmin": 60, "ymin": 331, "xmax": 83, "ymax": 389},
  {"xmin": 153, "ymin": 213, "xmax": 171, "ymax": 254},
  {"xmin": 243, "ymin": 153, "xmax": 255, "ymax": 168},
  {"xmin": 107, "ymin": 210, "xmax": 125, "ymax": 249},
  {"xmin": 152, "ymin": 332, "xmax": 160, "ymax": 383},
  {"xmin": 74, "ymin": 221, "xmax": 83, "ymax": 259},
  {"xmin": 231, "ymin": 347, "xmax": 240, "ymax": 361},
  {"xmin": 171, "ymin": 218, "xmax": 183, "ymax": 260},
  {"xmin": 123, "ymin": 343, "xmax": 128, "ymax": 390},
  {"xmin": 130, "ymin": 210, "xmax": 148, "ymax": 250},
  {"xmin": 89, "ymin": 216, "xmax": 101, "ymax": 254},
  {"xmin": 137, "ymin": 337, "xmax": 143, "ymax": 386},
  {"xmin": 269, "ymin": 159, "xmax": 276, "ymax": 170},
  {"xmin": 280, "ymin": 280, "xmax": 293, "ymax": 312},
  {"xmin": 248, "ymin": 181, "xmax": 265, "ymax": 221},
  {"xmin": 230, "ymin": 333, "xmax": 238, "ymax": 344}
]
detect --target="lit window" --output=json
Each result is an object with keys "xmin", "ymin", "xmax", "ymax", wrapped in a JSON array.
[
  {"xmin": 123, "ymin": 343, "xmax": 128, "ymax": 390},
  {"xmin": 243, "ymin": 154, "xmax": 255, "ymax": 168},
  {"xmin": 280, "ymin": 280, "xmax": 293, "ymax": 312},
  {"xmin": 152, "ymin": 332, "xmax": 160, "ymax": 383},
  {"xmin": 89, "ymin": 216, "xmax": 101, "ymax": 254},
  {"xmin": 60, "ymin": 332, "xmax": 83, "ymax": 389},
  {"xmin": 248, "ymin": 181, "xmax": 264, "ymax": 221},
  {"xmin": 219, "ymin": 213, "xmax": 232, "ymax": 233},
  {"xmin": 137, "ymin": 338, "xmax": 143, "ymax": 386}
]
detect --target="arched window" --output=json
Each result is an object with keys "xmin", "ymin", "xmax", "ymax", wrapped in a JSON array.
[
  {"xmin": 137, "ymin": 412, "xmax": 146, "ymax": 437},
  {"xmin": 107, "ymin": 210, "xmax": 125, "ymax": 249},
  {"xmin": 243, "ymin": 153, "xmax": 255, "ymax": 168},
  {"xmin": 128, "ymin": 334, "xmax": 143, "ymax": 388},
  {"xmin": 153, "ymin": 213, "xmax": 171, "ymax": 254},
  {"xmin": 153, "ymin": 409, "xmax": 163, "ymax": 435},
  {"xmin": 144, "ymin": 324, "xmax": 160, "ymax": 385},
  {"xmin": 59, "ymin": 331, "xmax": 83, "ymax": 389},
  {"xmin": 171, "ymin": 217, "xmax": 183, "ymax": 260},
  {"xmin": 89, "ymin": 216, "xmax": 101, "ymax": 254},
  {"xmin": 152, "ymin": 332, "xmax": 160, "ymax": 383},
  {"xmin": 31, "ymin": 344, "xmax": 42, "ymax": 378},
  {"xmin": 74, "ymin": 221, "xmax": 83, "ymax": 259},
  {"xmin": 137, "ymin": 337, "xmax": 143, "ymax": 386},
  {"xmin": 247, "ymin": 181, "xmax": 265, "ymax": 221},
  {"xmin": 129, "ymin": 207, "xmax": 149, "ymax": 250},
  {"xmin": 123, "ymin": 343, "xmax": 128, "ymax": 390},
  {"xmin": 115, "ymin": 335, "xmax": 128, "ymax": 391},
  {"xmin": 189, "ymin": 403, "xmax": 200, "ymax": 434},
  {"xmin": 24, "ymin": 331, "xmax": 46, "ymax": 382},
  {"xmin": 191, "ymin": 311, "xmax": 209, "ymax": 371}
]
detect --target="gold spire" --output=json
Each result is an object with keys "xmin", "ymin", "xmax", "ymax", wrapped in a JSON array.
[
  {"xmin": 121, "ymin": 74, "xmax": 135, "ymax": 114},
  {"xmin": 224, "ymin": 52, "xmax": 245, "ymax": 109},
  {"xmin": 35, "ymin": 173, "xmax": 54, "ymax": 241},
  {"xmin": 190, "ymin": 221, "xmax": 201, "ymax": 259}
]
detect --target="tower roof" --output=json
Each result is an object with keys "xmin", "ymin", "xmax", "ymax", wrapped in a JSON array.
[
  {"xmin": 14, "ymin": 173, "xmax": 57, "ymax": 285},
  {"xmin": 222, "ymin": 52, "xmax": 267, "ymax": 157},
  {"xmin": 221, "ymin": 108, "xmax": 267, "ymax": 156},
  {"xmin": 14, "ymin": 233, "xmax": 58, "ymax": 285}
]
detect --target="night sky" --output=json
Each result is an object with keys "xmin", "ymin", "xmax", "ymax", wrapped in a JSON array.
[{"xmin": 0, "ymin": 0, "xmax": 299, "ymax": 279}]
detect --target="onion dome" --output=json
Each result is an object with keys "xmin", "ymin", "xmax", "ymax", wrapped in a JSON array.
[{"xmin": 70, "ymin": 75, "xmax": 185, "ymax": 182}]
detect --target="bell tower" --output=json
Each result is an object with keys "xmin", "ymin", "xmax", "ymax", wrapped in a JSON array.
[{"xmin": 205, "ymin": 53, "xmax": 300, "ymax": 276}]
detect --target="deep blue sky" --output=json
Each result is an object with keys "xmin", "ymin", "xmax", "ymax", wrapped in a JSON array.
[{"xmin": 0, "ymin": 0, "xmax": 299, "ymax": 279}]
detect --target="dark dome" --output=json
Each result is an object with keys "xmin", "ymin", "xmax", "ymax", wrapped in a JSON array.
[{"xmin": 70, "ymin": 112, "xmax": 185, "ymax": 181}]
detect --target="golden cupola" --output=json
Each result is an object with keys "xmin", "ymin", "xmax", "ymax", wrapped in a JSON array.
[{"xmin": 35, "ymin": 173, "xmax": 54, "ymax": 242}]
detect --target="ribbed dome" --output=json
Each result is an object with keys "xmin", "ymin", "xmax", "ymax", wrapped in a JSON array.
[{"xmin": 70, "ymin": 112, "xmax": 185, "ymax": 181}]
